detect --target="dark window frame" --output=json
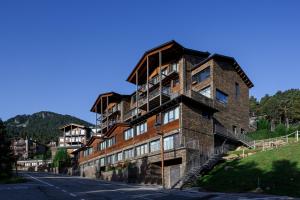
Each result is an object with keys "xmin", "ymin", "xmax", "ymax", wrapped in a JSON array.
[
  {"xmin": 216, "ymin": 89, "xmax": 228, "ymax": 104},
  {"xmin": 192, "ymin": 66, "xmax": 210, "ymax": 83}
]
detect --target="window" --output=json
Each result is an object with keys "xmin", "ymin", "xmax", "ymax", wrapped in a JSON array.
[
  {"xmin": 124, "ymin": 148, "xmax": 134, "ymax": 159},
  {"xmin": 124, "ymin": 128, "xmax": 134, "ymax": 140},
  {"xmin": 99, "ymin": 141, "xmax": 106, "ymax": 150},
  {"xmin": 136, "ymin": 143, "xmax": 148, "ymax": 156},
  {"xmin": 192, "ymin": 67, "xmax": 210, "ymax": 83},
  {"xmin": 100, "ymin": 158, "xmax": 105, "ymax": 166},
  {"xmin": 150, "ymin": 140, "xmax": 160, "ymax": 152},
  {"xmin": 241, "ymin": 128, "xmax": 245, "ymax": 134},
  {"xmin": 83, "ymin": 147, "xmax": 93, "ymax": 157},
  {"xmin": 198, "ymin": 86, "xmax": 211, "ymax": 98},
  {"xmin": 173, "ymin": 78, "xmax": 179, "ymax": 87},
  {"xmin": 164, "ymin": 135, "xmax": 174, "ymax": 150},
  {"xmin": 235, "ymin": 82, "xmax": 240, "ymax": 100},
  {"xmin": 107, "ymin": 137, "xmax": 115, "ymax": 147},
  {"xmin": 136, "ymin": 122, "xmax": 147, "ymax": 135},
  {"xmin": 216, "ymin": 89, "xmax": 228, "ymax": 104},
  {"xmin": 151, "ymin": 75, "xmax": 159, "ymax": 85},
  {"xmin": 163, "ymin": 107, "xmax": 179, "ymax": 124},
  {"xmin": 107, "ymin": 154, "xmax": 115, "ymax": 164},
  {"xmin": 116, "ymin": 152, "xmax": 123, "ymax": 162},
  {"xmin": 162, "ymin": 68, "xmax": 168, "ymax": 76},
  {"xmin": 233, "ymin": 126, "xmax": 237, "ymax": 135},
  {"xmin": 171, "ymin": 63, "xmax": 178, "ymax": 72},
  {"xmin": 202, "ymin": 110, "xmax": 211, "ymax": 119}
]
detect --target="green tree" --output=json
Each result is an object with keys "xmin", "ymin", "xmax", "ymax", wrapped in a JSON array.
[
  {"xmin": 0, "ymin": 120, "xmax": 14, "ymax": 179},
  {"xmin": 53, "ymin": 148, "xmax": 70, "ymax": 168},
  {"xmin": 249, "ymin": 96, "xmax": 259, "ymax": 116}
]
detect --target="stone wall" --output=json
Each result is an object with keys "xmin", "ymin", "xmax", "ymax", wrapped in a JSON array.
[
  {"xmin": 212, "ymin": 60, "xmax": 250, "ymax": 133},
  {"xmin": 181, "ymin": 102, "xmax": 214, "ymax": 173}
]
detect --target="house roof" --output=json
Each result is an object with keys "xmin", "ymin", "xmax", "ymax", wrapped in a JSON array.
[
  {"xmin": 126, "ymin": 40, "xmax": 210, "ymax": 84},
  {"xmin": 102, "ymin": 123, "xmax": 130, "ymax": 138},
  {"xmin": 59, "ymin": 123, "xmax": 87, "ymax": 131},
  {"xmin": 85, "ymin": 136, "xmax": 102, "ymax": 146},
  {"xmin": 193, "ymin": 54, "xmax": 254, "ymax": 88},
  {"xmin": 90, "ymin": 92, "xmax": 130, "ymax": 113}
]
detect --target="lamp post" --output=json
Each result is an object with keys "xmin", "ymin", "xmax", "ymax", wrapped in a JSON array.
[{"xmin": 154, "ymin": 118, "xmax": 165, "ymax": 189}]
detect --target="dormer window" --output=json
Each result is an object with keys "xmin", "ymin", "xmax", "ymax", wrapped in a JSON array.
[{"xmin": 124, "ymin": 128, "xmax": 134, "ymax": 140}]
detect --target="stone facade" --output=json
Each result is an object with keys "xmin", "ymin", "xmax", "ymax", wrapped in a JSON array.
[{"xmin": 75, "ymin": 41, "xmax": 253, "ymax": 188}]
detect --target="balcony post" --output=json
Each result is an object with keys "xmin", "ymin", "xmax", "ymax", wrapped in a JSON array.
[
  {"xmin": 70, "ymin": 124, "xmax": 72, "ymax": 146},
  {"xmin": 100, "ymin": 97, "xmax": 103, "ymax": 135},
  {"xmin": 64, "ymin": 127, "xmax": 66, "ymax": 147},
  {"xmin": 136, "ymin": 71, "xmax": 139, "ymax": 116},
  {"xmin": 95, "ymin": 105, "xmax": 98, "ymax": 136},
  {"xmin": 159, "ymin": 51, "xmax": 162, "ymax": 106},
  {"xmin": 147, "ymin": 56, "xmax": 149, "ymax": 112},
  {"xmin": 106, "ymin": 96, "xmax": 109, "ymax": 129}
]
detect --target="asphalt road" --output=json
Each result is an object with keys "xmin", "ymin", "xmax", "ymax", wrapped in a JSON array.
[{"xmin": 0, "ymin": 172, "xmax": 296, "ymax": 200}]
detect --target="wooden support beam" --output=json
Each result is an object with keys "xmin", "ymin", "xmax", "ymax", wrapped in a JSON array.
[
  {"xmin": 147, "ymin": 56, "xmax": 149, "ymax": 112},
  {"xmin": 159, "ymin": 51, "xmax": 162, "ymax": 106},
  {"xmin": 106, "ymin": 96, "xmax": 109, "ymax": 130},
  {"xmin": 95, "ymin": 104, "xmax": 98, "ymax": 135},
  {"xmin": 101, "ymin": 97, "xmax": 103, "ymax": 135},
  {"xmin": 136, "ymin": 71, "xmax": 139, "ymax": 116}
]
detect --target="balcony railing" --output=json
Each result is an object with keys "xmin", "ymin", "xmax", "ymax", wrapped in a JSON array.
[
  {"xmin": 124, "ymin": 108, "xmax": 141, "ymax": 121},
  {"xmin": 138, "ymin": 63, "xmax": 178, "ymax": 92},
  {"xmin": 185, "ymin": 90, "xmax": 214, "ymax": 108}
]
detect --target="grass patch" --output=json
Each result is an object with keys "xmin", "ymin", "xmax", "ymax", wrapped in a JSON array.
[
  {"xmin": 247, "ymin": 126, "xmax": 299, "ymax": 140},
  {"xmin": 0, "ymin": 176, "xmax": 27, "ymax": 184},
  {"xmin": 197, "ymin": 142, "xmax": 300, "ymax": 197}
]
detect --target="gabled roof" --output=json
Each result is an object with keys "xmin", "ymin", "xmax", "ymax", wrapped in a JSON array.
[
  {"xmin": 90, "ymin": 91, "xmax": 130, "ymax": 113},
  {"xmin": 193, "ymin": 54, "xmax": 254, "ymax": 88},
  {"xmin": 126, "ymin": 40, "xmax": 210, "ymax": 83},
  {"xmin": 103, "ymin": 123, "xmax": 130, "ymax": 138},
  {"xmin": 85, "ymin": 136, "xmax": 102, "ymax": 146},
  {"xmin": 59, "ymin": 123, "xmax": 87, "ymax": 131}
]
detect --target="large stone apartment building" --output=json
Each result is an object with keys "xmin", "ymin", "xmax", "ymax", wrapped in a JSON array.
[{"xmin": 73, "ymin": 40, "xmax": 253, "ymax": 188}]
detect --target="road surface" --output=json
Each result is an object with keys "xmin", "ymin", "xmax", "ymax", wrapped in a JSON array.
[{"xmin": 0, "ymin": 172, "xmax": 295, "ymax": 200}]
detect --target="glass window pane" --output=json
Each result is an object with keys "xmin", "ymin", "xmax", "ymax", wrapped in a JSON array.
[{"xmin": 175, "ymin": 107, "xmax": 179, "ymax": 120}]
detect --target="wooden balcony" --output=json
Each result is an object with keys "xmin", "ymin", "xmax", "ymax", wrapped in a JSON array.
[
  {"xmin": 138, "ymin": 87, "xmax": 171, "ymax": 111},
  {"xmin": 138, "ymin": 64, "xmax": 179, "ymax": 93}
]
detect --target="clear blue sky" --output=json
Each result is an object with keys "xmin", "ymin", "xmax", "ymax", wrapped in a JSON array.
[{"xmin": 1, "ymin": 0, "xmax": 300, "ymax": 123}]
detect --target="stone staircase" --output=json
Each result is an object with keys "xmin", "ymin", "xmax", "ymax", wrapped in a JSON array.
[{"xmin": 171, "ymin": 147, "xmax": 227, "ymax": 189}]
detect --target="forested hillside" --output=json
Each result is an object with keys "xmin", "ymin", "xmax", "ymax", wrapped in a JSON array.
[
  {"xmin": 250, "ymin": 89, "xmax": 300, "ymax": 126},
  {"xmin": 4, "ymin": 111, "xmax": 93, "ymax": 144}
]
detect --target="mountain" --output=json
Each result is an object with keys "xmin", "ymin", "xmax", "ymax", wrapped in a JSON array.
[{"xmin": 4, "ymin": 111, "xmax": 93, "ymax": 144}]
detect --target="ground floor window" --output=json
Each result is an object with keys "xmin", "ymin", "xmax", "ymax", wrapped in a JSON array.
[
  {"xmin": 150, "ymin": 140, "xmax": 160, "ymax": 152},
  {"xmin": 116, "ymin": 152, "xmax": 123, "ymax": 162},
  {"xmin": 100, "ymin": 158, "xmax": 105, "ymax": 166},
  {"xmin": 164, "ymin": 135, "xmax": 174, "ymax": 150},
  {"xmin": 124, "ymin": 148, "xmax": 134, "ymax": 159},
  {"xmin": 136, "ymin": 143, "xmax": 148, "ymax": 156}
]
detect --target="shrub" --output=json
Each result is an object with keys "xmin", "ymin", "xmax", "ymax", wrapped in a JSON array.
[
  {"xmin": 257, "ymin": 119, "xmax": 270, "ymax": 130},
  {"xmin": 275, "ymin": 124, "xmax": 287, "ymax": 136}
]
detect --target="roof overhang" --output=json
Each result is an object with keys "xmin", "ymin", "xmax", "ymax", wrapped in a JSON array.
[
  {"xmin": 193, "ymin": 54, "xmax": 254, "ymax": 88},
  {"xmin": 59, "ymin": 123, "xmax": 86, "ymax": 131},
  {"xmin": 90, "ymin": 92, "xmax": 130, "ymax": 113},
  {"xmin": 102, "ymin": 123, "xmax": 130, "ymax": 138},
  {"xmin": 126, "ymin": 40, "xmax": 209, "ymax": 84}
]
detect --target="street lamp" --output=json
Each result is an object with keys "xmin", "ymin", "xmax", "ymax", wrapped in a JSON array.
[{"xmin": 154, "ymin": 117, "xmax": 165, "ymax": 189}]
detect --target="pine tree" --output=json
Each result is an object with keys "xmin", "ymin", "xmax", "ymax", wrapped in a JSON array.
[{"xmin": 0, "ymin": 119, "xmax": 14, "ymax": 179}]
